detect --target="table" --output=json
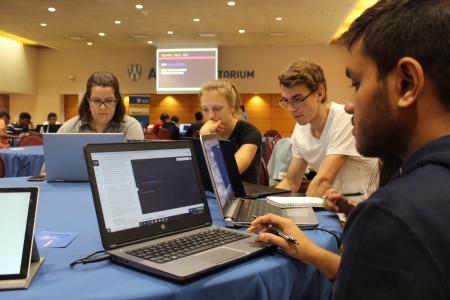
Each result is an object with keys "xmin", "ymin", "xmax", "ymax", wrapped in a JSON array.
[
  {"xmin": 0, "ymin": 177, "xmax": 342, "ymax": 300},
  {"xmin": 0, "ymin": 146, "xmax": 44, "ymax": 177}
]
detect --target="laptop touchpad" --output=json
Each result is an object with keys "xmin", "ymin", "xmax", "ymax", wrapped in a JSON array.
[{"xmin": 195, "ymin": 247, "xmax": 246, "ymax": 265}]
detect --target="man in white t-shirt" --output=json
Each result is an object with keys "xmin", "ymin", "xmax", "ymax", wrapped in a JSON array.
[{"xmin": 276, "ymin": 58, "xmax": 377, "ymax": 201}]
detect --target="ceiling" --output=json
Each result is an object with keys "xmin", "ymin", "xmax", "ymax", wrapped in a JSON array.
[{"xmin": 0, "ymin": 0, "xmax": 358, "ymax": 51}]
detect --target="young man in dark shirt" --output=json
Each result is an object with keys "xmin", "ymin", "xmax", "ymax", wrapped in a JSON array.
[{"xmin": 249, "ymin": 1, "xmax": 450, "ymax": 299}]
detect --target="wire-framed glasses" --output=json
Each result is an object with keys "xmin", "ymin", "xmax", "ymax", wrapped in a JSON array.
[
  {"xmin": 278, "ymin": 88, "xmax": 318, "ymax": 109},
  {"xmin": 88, "ymin": 97, "xmax": 117, "ymax": 108}
]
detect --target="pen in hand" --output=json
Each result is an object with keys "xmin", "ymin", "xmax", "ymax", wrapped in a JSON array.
[{"xmin": 252, "ymin": 215, "xmax": 299, "ymax": 245}]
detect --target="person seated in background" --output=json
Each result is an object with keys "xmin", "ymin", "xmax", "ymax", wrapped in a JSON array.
[
  {"xmin": 162, "ymin": 115, "xmax": 180, "ymax": 140},
  {"xmin": 184, "ymin": 111, "xmax": 204, "ymax": 137},
  {"xmin": 199, "ymin": 79, "xmax": 261, "ymax": 184},
  {"xmin": 275, "ymin": 58, "xmax": 378, "ymax": 201},
  {"xmin": 151, "ymin": 113, "xmax": 169, "ymax": 136},
  {"xmin": 240, "ymin": 105, "xmax": 248, "ymax": 122},
  {"xmin": 43, "ymin": 112, "xmax": 61, "ymax": 125},
  {"xmin": 6, "ymin": 112, "xmax": 33, "ymax": 136},
  {"xmin": 57, "ymin": 71, "xmax": 144, "ymax": 140},
  {"xmin": 250, "ymin": 1, "xmax": 450, "ymax": 298},
  {"xmin": 0, "ymin": 111, "xmax": 24, "ymax": 148}
]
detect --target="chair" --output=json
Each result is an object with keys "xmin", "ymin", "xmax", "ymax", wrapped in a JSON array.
[
  {"xmin": 157, "ymin": 127, "xmax": 172, "ymax": 140},
  {"xmin": 18, "ymin": 134, "xmax": 44, "ymax": 146},
  {"xmin": 259, "ymin": 157, "xmax": 269, "ymax": 186},
  {"xmin": 0, "ymin": 155, "xmax": 5, "ymax": 178},
  {"xmin": 263, "ymin": 130, "xmax": 282, "ymax": 138},
  {"xmin": 144, "ymin": 132, "xmax": 158, "ymax": 140}
]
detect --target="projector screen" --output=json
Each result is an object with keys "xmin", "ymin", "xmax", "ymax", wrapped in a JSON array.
[{"xmin": 156, "ymin": 48, "xmax": 218, "ymax": 94}]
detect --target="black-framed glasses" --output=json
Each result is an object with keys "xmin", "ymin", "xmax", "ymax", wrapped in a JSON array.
[
  {"xmin": 88, "ymin": 97, "xmax": 117, "ymax": 108},
  {"xmin": 278, "ymin": 88, "xmax": 318, "ymax": 109}
]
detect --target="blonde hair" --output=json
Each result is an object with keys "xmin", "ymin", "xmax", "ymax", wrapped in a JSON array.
[{"xmin": 199, "ymin": 80, "xmax": 241, "ymax": 118}]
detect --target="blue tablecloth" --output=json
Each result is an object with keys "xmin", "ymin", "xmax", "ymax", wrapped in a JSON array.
[
  {"xmin": 0, "ymin": 177, "xmax": 342, "ymax": 300},
  {"xmin": 0, "ymin": 146, "xmax": 44, "ymax": 177}
]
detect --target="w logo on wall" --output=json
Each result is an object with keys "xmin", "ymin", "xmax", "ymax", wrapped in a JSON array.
[{"xmin": 128, "ymin": 64, "xmax": 142, "ymax": 81}]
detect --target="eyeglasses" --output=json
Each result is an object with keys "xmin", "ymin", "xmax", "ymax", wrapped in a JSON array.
[
  {"xmin": 88, "ymin": 98, "xmax": 117, "ymax": 108},
  {"xmin": 278, "ymin": 88, "xmax": 318, "ymax": 109}
]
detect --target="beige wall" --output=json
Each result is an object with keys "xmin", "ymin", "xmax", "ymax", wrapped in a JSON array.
[{"xmin": 1, "ymin": 41, "xmax": 352, "ymax": 124}]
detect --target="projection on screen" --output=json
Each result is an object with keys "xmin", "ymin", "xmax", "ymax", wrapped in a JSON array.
[{"xmin": 156, "ymin": 48, "xmax": 218, "ymax": 94}]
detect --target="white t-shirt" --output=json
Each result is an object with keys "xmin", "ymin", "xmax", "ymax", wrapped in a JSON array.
[{"xmin": 291, "ymin": 102, "xmax": 378, "ymax": 201}]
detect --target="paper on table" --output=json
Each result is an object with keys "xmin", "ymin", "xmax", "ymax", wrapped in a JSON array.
[
  {"xmin": 35, "ymin": 231, "xmax": 79, "ymax": 248},
  {"xmin": 267, "ymin": 196, "xmax": 324, "ymax": 208}
]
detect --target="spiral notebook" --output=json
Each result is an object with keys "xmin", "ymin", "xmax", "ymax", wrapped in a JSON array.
[{"xmin": 266, "ymin": 196, "xmax": 324, "ymax": 208}]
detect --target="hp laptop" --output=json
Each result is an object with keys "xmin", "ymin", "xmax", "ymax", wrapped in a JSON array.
[
  {"xmin": 200, "ymin": 133, "xmax": 319, "ymax": 228},
  {"xmin": 83, "ymin": 141, "xmax": 274, "ymax": 281},
  {"xmin": 0, "ymin": 187, "xmax": 44, "ymax": 290},
  {"xmin": 43, "ymin": 133, "xmax": 124, "ymax": 182},
  {"xmin": 218, "ymin": 139, "xmax": 290, "ymax": 198}
]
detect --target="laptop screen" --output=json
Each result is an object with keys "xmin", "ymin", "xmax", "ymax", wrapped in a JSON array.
[
  {"xmin": 90, "ymin": 148, "xmax": 206, "ymax": 233},
  {"xmin": 0, "ymin": 187, "xmax": 38, "ymax": 280},
  {"xmin": 201, "ymin": 136, "xmax": 234, "ymax": 210}
]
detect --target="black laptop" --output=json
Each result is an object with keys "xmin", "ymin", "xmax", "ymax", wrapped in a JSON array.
[
  {"xmin": 83, "ymin": 140, "xmax": 274, "ymax": 281},
  {"xmin": 181, "ymin": 137, "xmax": 289, "ymax": 198}
]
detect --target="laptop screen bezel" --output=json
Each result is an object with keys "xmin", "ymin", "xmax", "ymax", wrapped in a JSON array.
[
  {"xmin": 0, "ymin": 187, "xmax": 39, "ymax": 280},
  {"xmin": 199, "ymin": 134, "xmax": 237, "ymax": 218},
  {"xmin": 83, "ymin": 140, "xmax": 212, "ymax": 250}
]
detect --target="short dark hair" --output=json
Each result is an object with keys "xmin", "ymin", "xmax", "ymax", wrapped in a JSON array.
[
  {"xmin": 194, "ymin": 111, "xmax": 202, "ymax": 121},
  {"xmin": 160, "ymin": 113, "xmax": 169, "ymax": 121},
  {"xmin": 19, "ymin": 112, "xmax": 31, "ymax": 120},
  {"xmin": 0, "ymin": 111, "xmax": 10, "ymax": 119},
  {"xmin": 278, "ymin": 58, "xmax": 328, "ymax": 103},
  {"xmin": 47, "ymin": 112, "xmax": 57, "ymax": 119},
  {"xmin": 171, "ymin": 115, "xmax": 179, "ymax": 123},
  {"xmin": 78, "ymin": 71, "xmax": 125, "ymax": 123},
  {"xmin": 339, "ymin": 0, "xmax": 450, "ymax": 110}
]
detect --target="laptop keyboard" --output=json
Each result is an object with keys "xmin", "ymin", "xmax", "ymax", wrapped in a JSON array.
[
  {"xmin": 127, "ymin": 228, "xmax": 248, "ymax": 264},
  {"xmin": 236, "ymin": 200, "xmax": 280, "ymax": 222}
]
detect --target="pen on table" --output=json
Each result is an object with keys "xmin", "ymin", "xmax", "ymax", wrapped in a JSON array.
[
  {"xmin": 343, "ymin": 192, "xmax": 364, "ymax": 197},
  {"xmin": 251, "ymin": 215, "xmax": 299, "ymax": 245}
]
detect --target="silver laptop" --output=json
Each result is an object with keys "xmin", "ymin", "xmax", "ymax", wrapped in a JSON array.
[
  {"xmin": 43, "ymin": 133, "xmax": 124, "ymax": 182},
  {"xmin": 0, "ymin": 187, "xmax": 44, "ymax": 290},
  {"xmin": 83, "ymin": 140, "xmax": 274, "ymax": 281},
  {"xmin": 200, "ymin": 133, "xmax": 319, "ymax": 228}
]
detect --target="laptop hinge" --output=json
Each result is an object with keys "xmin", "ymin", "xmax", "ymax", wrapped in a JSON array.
[
  {"xmin": 109, "ymin": 223, "xmax": 212, "ymax": 249},
  {"xmin": 228, "ymin": 199, "xmax": 244, "ymax": 221}
]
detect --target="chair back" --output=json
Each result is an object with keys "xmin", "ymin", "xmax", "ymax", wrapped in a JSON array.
[
  {"xmin": 157, "ymin": 127, "xmax": 172, "ymax": 140},
  {"xmin": 144, "ymin": 132, "xmax": 158, "ymax": 140},
  {"xmin": 18, "ymin": 134, "xmax": 44, "ymax": 146},
  {"xmin": 0, "ymin": 155, "xmax": 5, "ymax": 178},
  {"xmin": 263, "ymin": 130, "xmax": 282, "ymax": 138},
  {"xmin": 259, "ymin": 157, "xmax": 269, "ymax": 186}
]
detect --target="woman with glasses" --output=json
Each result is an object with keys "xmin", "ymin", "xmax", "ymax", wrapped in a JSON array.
[
  {"xmin": 275, "ymin": 59, "xmax": 377, "ymax": 201},
  {"xmin": 58, "ymin": 71, "xmax": 144, "ymax": 140},
  {"xmin": 199, "ymin": 80, "xmax": 262, "ymax": 184}
]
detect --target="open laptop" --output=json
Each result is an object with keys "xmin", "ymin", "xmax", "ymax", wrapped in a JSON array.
[
  {"xmin": 179, "ymin": 137, "xmax": 213, "ymax": 192},
  {"xmin": 83, "ymin": 140, "xmax": 274, "ymax": 281},
  {"xmin": 179, "ymin": 123, "xmax": 191, "ymax": 135},
  {"xmin": 0, "ymin": 187, "xmax": 44, "ymax": 290},
  {"xmin": 35, "ymin": 124, "xmax": 62, "ymax": 133},
  {"xmin": 43, "ymin": 133, "xmax": 124, "ymax": 182},
  {"xmin": 218, "ymin": 139, "xmax": 290, "ymax": 198},
  {"xmin": 200, "ymin": 133, "xmax": 319, "ymax": 228},
  {"xmin": 181, "ymin": 137, "xmax": 289, "ymax": 198}
]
